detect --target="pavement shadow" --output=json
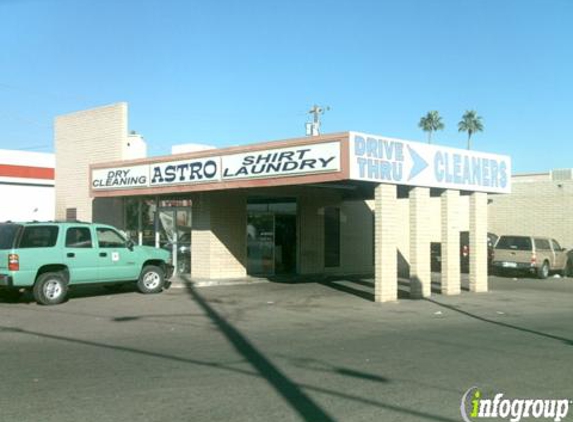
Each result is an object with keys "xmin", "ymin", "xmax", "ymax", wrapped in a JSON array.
[
  {"xmin": 426, "ymin": 298, "xmax": 573, "ymax": 346},
  {"xmin": 184, "ymin": 281, "xmax": 336, "ymax": 422},
  {"xmin": 0, "ymin": 292, "xmax": 461, "ymax": 422},
  {"xmin": 284, "ymin": 356, "xmax": 390, "ymax": 384}
]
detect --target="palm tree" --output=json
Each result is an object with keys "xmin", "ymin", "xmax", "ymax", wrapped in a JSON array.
[
  {"xmin": 458, "ymin": 110, "xmax": 484, "ymax": 150},
  {"xmin": 418, "ymin": 111, "xmax": 445, "ymax": 144}
]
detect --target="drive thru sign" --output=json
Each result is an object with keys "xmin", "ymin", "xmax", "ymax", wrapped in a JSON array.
[{"xmin": 349, "ymin": 131, "xmax": 511, "ymax": 194}]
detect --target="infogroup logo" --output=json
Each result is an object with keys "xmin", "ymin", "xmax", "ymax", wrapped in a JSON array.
[{"xmin": 461, "ymin": 387, "xmax": 571, "ymax": 422}]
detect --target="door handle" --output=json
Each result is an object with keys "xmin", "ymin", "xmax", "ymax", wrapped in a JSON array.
[
  {"xmin": 67, "ymin": 252, "xmax": 75, "ymax": 258},
  {"xmin": 99, "ymin": 252, "xmax": 108, "ymax": 257}
]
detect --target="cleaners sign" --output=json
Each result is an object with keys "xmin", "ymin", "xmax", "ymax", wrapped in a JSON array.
[
  {"xmin": 92, "ymin": 141, "xmax": 341, "ymax": 190},
  {"xmin": 349, "ymin": 132, "xmax": 511, "ymax": 193}
]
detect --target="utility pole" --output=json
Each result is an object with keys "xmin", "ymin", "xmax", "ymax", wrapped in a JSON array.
[{"xmin": 305, "ymin": 104, "xmax": 330, "ymax": 136}]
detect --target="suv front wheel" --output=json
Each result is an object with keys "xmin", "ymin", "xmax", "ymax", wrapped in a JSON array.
[
  {"xmin": 137, "ymin": 265, "xmax": 165, "ymax": 294},
  {"xmin": 33, "ymin": 272, "xmax": 68, "ymax": 305}
]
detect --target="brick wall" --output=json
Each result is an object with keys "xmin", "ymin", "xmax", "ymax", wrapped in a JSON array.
[
  {"xmin": 488, "ymin": 180, "xmax": 573, "ymax": 248},
  {"xmin": 55, "ymin": 103, "xmax": 127, "ymax": 222}
]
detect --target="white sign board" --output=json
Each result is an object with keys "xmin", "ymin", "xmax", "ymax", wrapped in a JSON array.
[
  {"xmin": 349, "ymin": 132, "xmax": 511, "ymax": 193},
  {"xmin": 221, "ymin": 142, "xmax": 340, "ymax": 180},
  {"xmin": 92, "ymin": 165, "xmax": 149, "ymax": 190},
  {"xmin": 92, "ymin": 141, "xmax": 341, "ymax": 191}
]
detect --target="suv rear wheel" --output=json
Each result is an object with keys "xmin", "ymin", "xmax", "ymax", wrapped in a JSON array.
[
  {"xmin": 564, "ymin": 260, "xmax": 573, "ymax": 278},
  {"xmin": 33, "ymin": 272, "xmax": 68, "ymax": 305},
  {"xmin": 137, "ymin": 265, "xmax": 165, "ymax": 294},
  {"xmin": 537, "ymin": 261, "xmax": 550, "ymax": 279}
]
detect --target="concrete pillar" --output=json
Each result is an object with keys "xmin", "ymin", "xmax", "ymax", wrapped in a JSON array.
[
  {"xmin": 409, "ymin": 187, "xmax": 431, "ymax": 298},
  {"xmin": 374, "ymin": 184, "xmax": 398, "ymax": 302},
  {"xmin": 440, "ymin": 190, "xmax": 461, "ymax": 295},
  {"xmin": 191, "ymin": 193, "xmax": 212, "ymax": 279},
  {"xmin": 469, "ymin": 192, "xmax": 488, "ymax": 292},
  {"xmin": 191, "ymin": 192, "xmax": 247, "ymax": 280}
]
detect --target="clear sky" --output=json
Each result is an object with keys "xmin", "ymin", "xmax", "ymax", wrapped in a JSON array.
[{"xmin": 0, "ymin": 0, "xmax": 571, "ymax": 173}]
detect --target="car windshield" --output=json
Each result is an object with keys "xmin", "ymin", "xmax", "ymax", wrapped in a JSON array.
[
  {"xmin": 495, "ymin": 236, "xmax": 532, "ymax": 251},
  {"xmin": 0, "ymin": 224, "xmax": 22, "ymax": 250}
]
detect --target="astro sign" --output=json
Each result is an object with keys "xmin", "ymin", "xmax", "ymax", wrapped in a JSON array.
[
  {"xmin": 349, "ymin": 132, "xmax": 511, "ymax": 193},
  {"xmin": 91, "ymin": 142, "xmax": 341, "ymax": 190}
]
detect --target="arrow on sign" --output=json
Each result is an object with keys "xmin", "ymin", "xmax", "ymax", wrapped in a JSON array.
[{"xmin": 407, "ymin": 145, "xmax": 428, "ymax": 181}]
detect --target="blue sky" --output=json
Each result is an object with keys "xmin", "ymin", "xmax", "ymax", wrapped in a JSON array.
[{"xmin": 0, "ymin": 0, "xmax": 571, "ymax": 173}]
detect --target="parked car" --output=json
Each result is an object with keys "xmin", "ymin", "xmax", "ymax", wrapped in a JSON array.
[
  {"xmin": 431, "ymin": 231, "xmax": 498, "ymax": 272},
  {"xmin": 0, "ymin": 221, "xmax": 174, "ymax": 305},
  {"xmin": 491, "ymin": 235, "xmax": 571, "ymax": 278}
]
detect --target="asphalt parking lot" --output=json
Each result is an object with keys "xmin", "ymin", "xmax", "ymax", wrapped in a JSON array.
[{"xmin": 1, "ymin": 275, "xmax": 572, "ymax": 422}]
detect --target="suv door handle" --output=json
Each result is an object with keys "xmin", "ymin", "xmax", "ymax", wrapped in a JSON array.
[
  {"xmin": 99, "ymin": 252, "xmax": 108, "ymax": 257},
  {"xmin": 67, "ymin": 252, "xmax": 75, "ymax": 258}
]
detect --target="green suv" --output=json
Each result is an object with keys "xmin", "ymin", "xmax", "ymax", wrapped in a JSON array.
[{"xmin": 0, "ymin": 221, "xmax": 174, "ymax": 305}]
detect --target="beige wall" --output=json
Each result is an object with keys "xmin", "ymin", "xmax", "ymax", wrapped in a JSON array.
[
  {"xmin": 489, "ymin": 179, "xmax": 573, "ymax": 248},
  {"xmin": 191, "ymin": 191, "xmax": 247, "ymax": 279},
  {"xmin": 55, "ymin": 103, "xmax": 128, "ymax": 222}
]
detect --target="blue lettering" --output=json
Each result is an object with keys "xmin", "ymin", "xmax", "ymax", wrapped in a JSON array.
[
  {"xmin": 490, "ymin": 160, "xmax": 499, "ymax": 187},
  {"xmin": 499, "ymin": 161, "xmax": 508, "ymax": 188},
  {"xmin": 435, "ymin": 152, "xmax": 445, "ymax": 182},
  {"xmin": 355, "ymin": 136, "xmax": 366, "ymax": 157},
  {"xmin": 462, "ymin": 156, "xmax": 471, "ymax": 185},
  {"xmin": 471, "ymin": 157, "xmax": 481, "ymax": 185},
  {"xmin": 357, "ymin": 157, "xmax": 368, "ymax": 178},
  {"xmin": 482, "ymin": 159, "xmax": 490, "ymax": 186},
  {"xmin": 453, "ymin": 154, "xmax": 462, "ymax": 184},
  {"xmin": 366, "ymin": 137, "xmax": 378, "ymax": 158}
]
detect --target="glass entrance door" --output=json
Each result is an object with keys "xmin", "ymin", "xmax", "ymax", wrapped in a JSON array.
[
  {"xmin": 247, "ymin": 199, "xmax": 297, "ymax": 276},
  {"xmin": 158, "ymin": 207, "xmax": 192, "ymax": 275},
  {"xmin": 247, "ymin": 213, "xmax": 275, "ymax": 275}
]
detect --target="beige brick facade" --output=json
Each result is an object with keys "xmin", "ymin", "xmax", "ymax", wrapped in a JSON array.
[
  {"xmin": 191, "ymin": 191, "xmax": 247, "ymax": 279},
  {"xmin": 489, "ymin": 178, "xmax": 573, "ymax": 248},
  {"xmin": 409, "ymin": 187, "xmax": 431, "ymax": 298},
  {"xmin": 374, "ymin": 184, "xmax": 398, "ymax": 302},
  {"xmin": 440, "ymin": 190, "xmax": 461, "ymax": 295},
  {"xmin": 55, "ymin": 103, "xmax": 128, "ymax": 222},
  {"xmin": 469, "ymin": 192, "xmax": 488, "ymax": 292}
]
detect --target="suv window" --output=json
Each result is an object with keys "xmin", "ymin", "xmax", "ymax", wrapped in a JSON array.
[
  {"xmin": 0, "ymin": 224, "xmax": 22, "ymax": 250},
  {"xmin": 495, "ymin": 236, "xmax": 532, "ymax": 251},
  {"xmin": 551, "ymin": 239, "xmax": 562, "ymax": 251},
  {"xmin": 96, "ymin": 228, "xmax": 126, "ymax": 248},
  {"xmin": 534, "ymin": 239, "xmax": 551, "ymax": 250},
  {"xmin": 66, "ymin": 227, "xmax": 93, "ymax": 248},
  {"xmin": 19, "ymin": 226, "xmax": 59, "ymax": 248}
]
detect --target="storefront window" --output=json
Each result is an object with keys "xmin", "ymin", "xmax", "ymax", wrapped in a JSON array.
[
  {"xmin": 124, "ymin": 198, "xmax": 140, "ymax": 242},
  {"xmin": 142, "ymin": 198, "xmax": 157, "ymax": 246}
]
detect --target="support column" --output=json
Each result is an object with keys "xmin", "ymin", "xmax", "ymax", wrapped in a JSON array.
[
  {"xmin": 190, "ymin": 192, "xmax": 247, "ymax": 280},
  {"xmin": 469, "ymin": 192, "xmax": 488, "ymax": 292},
  {"xmin": 191, "ymin": 193, "xmax": 212, "ymax": 279},
  {"xmin": 409, "ymin": 187, "xmax": 431, "ymax": 298},
  {"xmin": 441, "ymin": 190, "xmax": 461, "ymax": 295},
  {"xmin": 374, "ymin": 184, "xmax": 398, "ymax": 303}
]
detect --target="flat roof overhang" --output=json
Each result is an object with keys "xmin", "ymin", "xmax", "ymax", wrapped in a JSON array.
[
  {"xmin": 90, "ymin": 131, "xmax": 512, "ymax": 198},
  {"xmin": 91, "ymin": 133, "xmax": 351, "ymax": 198}
]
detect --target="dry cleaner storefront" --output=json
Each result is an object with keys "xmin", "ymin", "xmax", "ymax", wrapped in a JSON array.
[{"xmin": 90, "ymin": 132, "xmax": 511, "ymax": 302}]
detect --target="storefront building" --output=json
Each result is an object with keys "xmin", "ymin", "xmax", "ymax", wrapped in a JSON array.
[{"xmin": 56, "ymin": 103, "xmax": 511, "ymax": 302}]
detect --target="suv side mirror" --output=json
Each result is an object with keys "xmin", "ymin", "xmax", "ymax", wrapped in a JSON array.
[{"xmin": 126, "ymin": 240, "xmax": 135, "ymax": 251}]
